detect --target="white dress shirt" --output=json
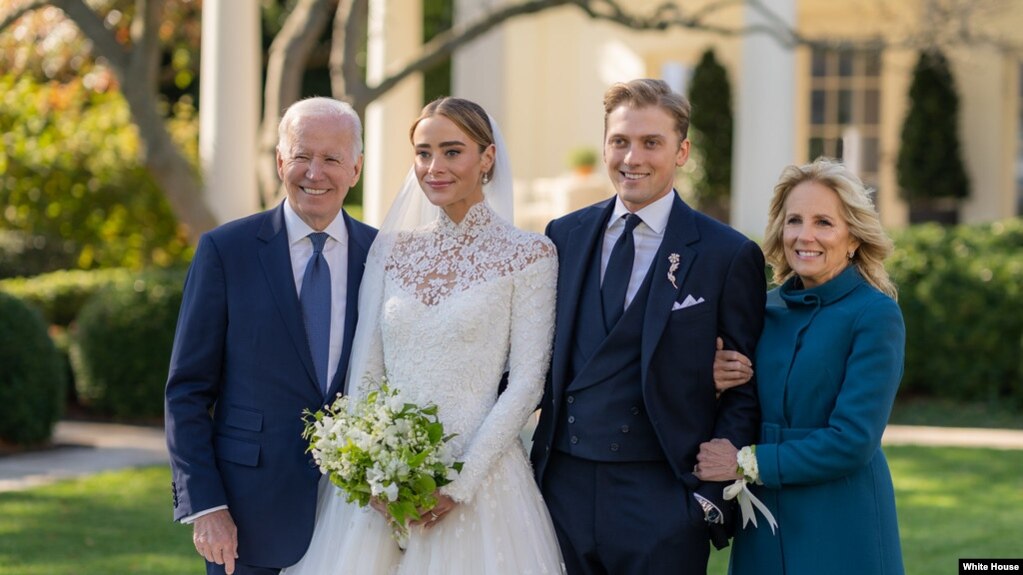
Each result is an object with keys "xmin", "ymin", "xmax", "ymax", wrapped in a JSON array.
[
  {"xmin": 283, "ymin": 200, "xmax": 349, "ymax": 388},
  {"xmin": 600, "ymin": 191, "xmax": 674, "ymax": 309}
]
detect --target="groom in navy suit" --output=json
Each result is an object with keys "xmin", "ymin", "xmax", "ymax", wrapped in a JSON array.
[
  {"xmin": 165, "ymin": 98, "xmax": 376, "ymax": 575},
  {"xmin": 531, "ymin": 79, "xmax": 765, "ymax": 574}
]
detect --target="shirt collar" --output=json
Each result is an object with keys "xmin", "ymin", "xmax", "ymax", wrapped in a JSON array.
[
  {"xmin": 283, "ymin": 200, "xmax": 349, "ymax": 247},
  {"xmin": 608, "ymin": 189, "xmax": 675, "ymax": 234}
]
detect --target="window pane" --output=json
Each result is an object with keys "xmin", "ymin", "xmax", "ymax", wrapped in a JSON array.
[
  {"xmin": 812, "ymin": 49, "xmax": 828, "ymax": 77},
  {"xmin": 864, "ymin": 89, "xmax": 880, "ymax": 124},
  {"xmin": 838, "ymin": 51, "xmax": 854, "ymax": 77},
  {"xmin": 862, "ymin": 137, "xmax": 879, "ymax": 172},
  {"xmin": 864, "ymin": 51, "xmax": 881, "ymax": 76},
  {"xmin": 838, "ymin": 90, "xmax": 853, "ymax": 124},
  {"xmin": 811, "ymin": 89, "xmax": 827, "ymax": 124},
  {"xmin": 809, "ymin": 137, "xmax": 825, "ymax": 161}
]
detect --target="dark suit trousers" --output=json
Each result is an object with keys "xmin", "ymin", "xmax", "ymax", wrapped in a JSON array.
[
  {"xmin": 541, "ymin": 451, "xmax": 710, "ymax": 575},
  {"xmin": 206, "ymin": 560, "xmax": 279, "ymax": 575}
]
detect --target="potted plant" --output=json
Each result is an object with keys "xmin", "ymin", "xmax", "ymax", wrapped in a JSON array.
[{"xmin": 567, "ymin": 146, "xmax": 598, "ymax": 176}]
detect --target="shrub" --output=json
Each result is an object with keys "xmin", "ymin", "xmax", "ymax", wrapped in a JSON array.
[
  {"xmin": 0, "ymin": 268, "xmax": 135, "ymax": 327},
  {"xmin": 889, "ymin": 219, "xmax": 1023, "ymax": 405},
  {"xmin": 688, "ymin": 48, "xmax": 734, "ymax": 208},
  {"xmin": 0, "ymin": 291, "xmax": 66, "ymax": 445},
  {"xmin": 70, "ymin": 269, "xmax": 186, "ymax": 419}
]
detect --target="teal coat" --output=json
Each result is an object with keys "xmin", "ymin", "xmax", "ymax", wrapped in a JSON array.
[{"xmin": 729, "ymin": 266, "xmax": 905, "ymax": 575}]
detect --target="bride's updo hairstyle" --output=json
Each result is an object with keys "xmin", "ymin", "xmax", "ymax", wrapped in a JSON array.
[{"xmin": 409, "ymin": 97, "xmax": 497, "ymax": 182}]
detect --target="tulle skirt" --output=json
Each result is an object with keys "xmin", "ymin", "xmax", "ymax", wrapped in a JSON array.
[{"xmin": 283, "ymin": 444, "xmax": 565, "ymax": 575}]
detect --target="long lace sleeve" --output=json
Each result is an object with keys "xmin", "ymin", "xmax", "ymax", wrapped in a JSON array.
[{"xmin": 441, "ymin": 243, "xmax": 557, "ymax": 502}]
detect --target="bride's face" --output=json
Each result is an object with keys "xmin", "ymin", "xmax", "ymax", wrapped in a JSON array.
[{"xmin": 412, "ymin": 115, "xmax": 494, "ymax": 223}]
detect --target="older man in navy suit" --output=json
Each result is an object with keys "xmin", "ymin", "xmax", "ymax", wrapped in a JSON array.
[
  {"xmin": 531, "ymin": 79, "xmax": 765, "ymax": 575},
  {"xmin": 165, "ymin": 98, "xmax": 376, "ymax": 575}
]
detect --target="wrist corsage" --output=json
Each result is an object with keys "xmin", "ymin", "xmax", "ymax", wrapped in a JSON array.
[{"xmin": 723, "ymin": 445, "xmax": 778, "ymax": 534}]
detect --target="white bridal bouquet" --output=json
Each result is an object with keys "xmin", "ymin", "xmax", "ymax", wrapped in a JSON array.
[{"xmin": 302, "ymin": 378, "xmax": 462, "ymax": 542}]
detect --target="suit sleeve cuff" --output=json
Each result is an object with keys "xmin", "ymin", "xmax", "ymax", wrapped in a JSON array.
[{"xmin": 179, "ymin": 505, "xmax": 228, "ymax": 524}]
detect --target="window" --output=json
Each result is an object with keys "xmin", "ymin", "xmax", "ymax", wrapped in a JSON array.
[{"xmin": 808, "ymin": 47, "xmax": 882, "ymax": 194}]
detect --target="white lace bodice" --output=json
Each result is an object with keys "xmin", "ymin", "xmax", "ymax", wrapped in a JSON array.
[{"xmin": 360, "ymin": 203, "xmax": 557, "ymax": 503}]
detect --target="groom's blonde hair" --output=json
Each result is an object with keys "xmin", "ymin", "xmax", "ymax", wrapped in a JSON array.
[{"xmin": 603, "ymin": 79, "xmax": 691, "ymax": 144}]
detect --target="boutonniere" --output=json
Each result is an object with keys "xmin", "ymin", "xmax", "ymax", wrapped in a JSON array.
[{"xmin": 667, "ymin": 253, "xmax": 680, "ymax": 289}]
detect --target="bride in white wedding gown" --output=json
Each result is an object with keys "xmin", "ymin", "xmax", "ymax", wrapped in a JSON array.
[{"xmin": 282, "ymin": 98, "xmax": 565, "ymax": 575}]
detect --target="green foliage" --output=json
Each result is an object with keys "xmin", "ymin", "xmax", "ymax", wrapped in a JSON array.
[
  {"xmin": 0, "ymin": 269, "xmax": 136, "ymax": 327},
  {"xmin": 70, "ymin": 269, "xmax": 187, "ymax": 419},
  {"xmin": 0, "ymin": 74, "xmax": 193, "ymax": 276},
  {"xmin": 688, "ymin": 48, "xmax": 734, "ymax": 205},
  {"xmin": 888, "ymin": 219, "xmax": 1023, "ymax": 404},
  {"xmin": 0, "ymin": 291, "xmax": 66, "ymax": 446},
  {"xmin": 896, "ymin": 50, "xmax": 970, "ymax": 202}
]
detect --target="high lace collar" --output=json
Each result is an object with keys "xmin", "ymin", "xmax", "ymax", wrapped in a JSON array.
[
  {"xmin": 435, "ymin": 201, "xmax": 496, "ymax": 238},
  {"xmin": 778, "ymin": 265, "xmax": 865, "ymax": 307}
]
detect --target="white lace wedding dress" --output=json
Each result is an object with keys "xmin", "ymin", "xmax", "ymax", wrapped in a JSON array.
[{"xmin": 283, "ymin": 203, "xmax": 565, "ymax": 575}]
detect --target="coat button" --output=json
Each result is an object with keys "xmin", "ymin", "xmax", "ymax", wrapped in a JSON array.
[
  {"xmin": 610, "ymin": 443, "xmax": 620, "ymax": 452},
  {"xmin": 570, "ymin": 436, "xmax": 579, "ymax": 444},
  {"xmin": 631, "ymin": 406, "xmax": 640, "ymax": 415},
  {"xmin": 621, "ymin": 425, "xmax": 629, "ymax": 433},
  {"xmin": 568, "ymin": 416, "xmax": 575, "ymax": 424},
  {"xmin": 567, "ymin": 395, "xmax": 575, "ymax": 404}
]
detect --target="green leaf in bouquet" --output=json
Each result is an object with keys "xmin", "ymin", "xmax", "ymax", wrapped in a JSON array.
[
  {"xmin": 407, "ymin": 450, "xmax": 430, "ymax": 468},
  {"xmin": 413, "ymin": 473, "xmax": 437, "ymax": 496},
  {"xmin": 427, "ymin": 422, "xmax": 444, "ymax": 443}
]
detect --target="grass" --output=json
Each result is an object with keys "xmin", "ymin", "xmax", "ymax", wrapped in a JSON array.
[
  {"xmin": 2, "ymin": 446, "xmax": 1021, "ymax": 574},
  {"xmin": 0, "ymin": 467, "xmax": 194, "ymax": 575},
  {"xmin": 889, "ymin": 396, "xmax": 1023, "ymax": 429}
]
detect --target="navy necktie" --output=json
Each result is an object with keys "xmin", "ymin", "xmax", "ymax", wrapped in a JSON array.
[
  {"xmin": 601, "ymin": 213, "xmax": 642, "ymax": 332},
  {"xmin": 301, "ymin": 232, "xmax": 331, "ymax": 393}
]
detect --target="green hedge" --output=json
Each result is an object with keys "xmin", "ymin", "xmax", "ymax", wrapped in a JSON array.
[
  {"xmin": 889, "ymin": 219, "xmax": 1023, "ymax": 405},
  {"xmin": 0, "ymin": 269, "xmax": 135, "ymax": 327},
  {"xmin": 0, "ymin": 291, "xmax": 66, "ymax": 445},
  {"xmin": 70, "ymin": 269, "xmax": 186, "ymax": 419}
]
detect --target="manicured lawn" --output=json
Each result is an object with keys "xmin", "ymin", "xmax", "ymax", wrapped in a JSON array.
[
  {"xmin": 0, "ymin": 466, "xmax": 194, "ymax": 575},
  {"xmin": 2, "ymin": 446, "xmax": 1020, "ymax": 574}
]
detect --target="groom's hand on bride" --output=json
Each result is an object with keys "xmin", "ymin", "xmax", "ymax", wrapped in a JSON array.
[{"xmin": 193, "ymin": 509, "xmax": 238, "ymax": 574}]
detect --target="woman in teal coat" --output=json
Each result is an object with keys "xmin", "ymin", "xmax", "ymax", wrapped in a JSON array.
[{"xmin": 697, "ymin": 158, "xmax": 905, "ymax": 575}]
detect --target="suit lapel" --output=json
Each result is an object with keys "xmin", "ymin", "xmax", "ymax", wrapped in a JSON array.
[
  {"xmin": 641, "ymin": 195, "xmax": 699, "ymax": 373},
  {"xmin": 551, "ymin": 200, "xmax": 615, "ymax": 398},
  {"xmin": 257, "ymin": 204, "xmax": 321, "ymax": 393}
]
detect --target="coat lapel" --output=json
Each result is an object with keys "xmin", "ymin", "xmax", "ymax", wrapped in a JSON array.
[
  {"xmin": 551, "ymin": 200, "xmax": 615, "ymax": 399},
  {"xmin": 641, "ymin": 195, "xmax": 699, "ymax": 373},
  {"xmin": 257, "ymin": 204, "xmax": 321, "ymax": 394}
]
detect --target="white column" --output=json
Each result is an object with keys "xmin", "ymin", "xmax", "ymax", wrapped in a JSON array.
[
  {"xmin": 199, "ymin": 0, "xmax": 260, "ymax": 223},
  {"xmin": 732, "ymin": 0, "xmax": 797, "ymax": 239},
  {"xmin": 363, "ymin": 0, "xmax": 423, "ymax": 227}
]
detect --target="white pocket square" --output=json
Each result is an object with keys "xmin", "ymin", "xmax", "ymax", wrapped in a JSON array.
[{"xmin": 672, "ymin": 294, "xmax": 705, "ymax": 311}]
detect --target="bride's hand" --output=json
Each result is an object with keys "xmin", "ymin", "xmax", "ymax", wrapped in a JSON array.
[
  {"xmin": 410, "ymin": 492, "xmax": 457, "ymax": 530},
  {"xmin": 369, "ymin": 496, "xmax": 391, "ymax": 520}
]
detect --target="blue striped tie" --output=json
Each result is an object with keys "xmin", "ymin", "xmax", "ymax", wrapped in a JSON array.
[{"xmin": 300, "ymin": 232, "xmax": 331, "ymax": 393}]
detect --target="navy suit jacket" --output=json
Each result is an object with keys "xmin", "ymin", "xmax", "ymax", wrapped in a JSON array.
[
  {"xmin": 165, "ymin": 204, "xmax": 376, "ymax": 568},
  {"xmin": 531, "ymin": 194, "xmax": 765, "ymax": 545}
]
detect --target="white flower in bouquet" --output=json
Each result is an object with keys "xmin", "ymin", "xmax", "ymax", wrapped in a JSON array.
[{"xmin": 302, "ymin": 377, "xmax": 462, "ymax": 542}]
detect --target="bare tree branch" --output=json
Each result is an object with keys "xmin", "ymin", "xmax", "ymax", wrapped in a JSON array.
[
  {"xmin": 48, "ymin": 0, "xmax": 131, "ymax": 72},
  {"xmin": 330, "ymin": 0, "xmax": 369, "ymax": 113},
  {"xmin": 258, "ymin": 0, "xmax": 337, "ymax": 206}
]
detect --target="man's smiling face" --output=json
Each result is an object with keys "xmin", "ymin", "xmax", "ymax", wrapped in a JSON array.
[{"xmin": 603, "ymin": 104, "xmax": 689, "ymax": 212}]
